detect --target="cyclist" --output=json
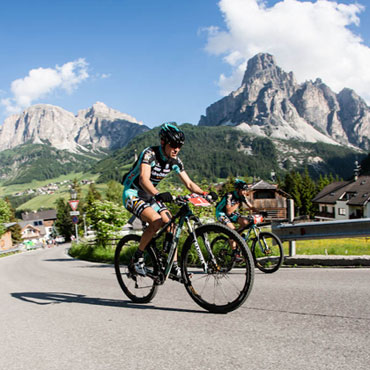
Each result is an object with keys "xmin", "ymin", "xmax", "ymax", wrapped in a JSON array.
[
  {"xmin": 215, "ymin": 179, "xmax": 257, "ymax": 258},
  {"xmin": 122, "ymin": 122, "xmax": 215, "ymax": 278}
]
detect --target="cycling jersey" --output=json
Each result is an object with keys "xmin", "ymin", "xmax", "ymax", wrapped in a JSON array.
[
  {"xmin": 122, "ymin": 146, "xmax": 184, "ymax": 217},
  {"xmin": 122, "ymin": 146, "xmax": 184, "ymax": 191},
  {"xmin": 215, "ymin": 191, "xmax": 243, "ymax": 224}
]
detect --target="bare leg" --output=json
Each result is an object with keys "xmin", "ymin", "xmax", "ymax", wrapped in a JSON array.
[{"xmin": 138, "ymin": 207, "xmax": 164, "ymax": 251}]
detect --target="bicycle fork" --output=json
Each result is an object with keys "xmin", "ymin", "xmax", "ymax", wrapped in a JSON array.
[{"xmin": 186, "ymin": 218, "xmax": 218, "ymax": 273}]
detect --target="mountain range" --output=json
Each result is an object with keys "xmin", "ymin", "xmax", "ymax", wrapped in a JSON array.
[
  {"xmin": 0, "ymin": 101, "xmax": 149, "ymax": 153},
  {"xmin": 199, "ymin": 53, "xmax": 370, "ymax": 151},
  {"xmin": 1, "ymin": 53, "xmax": 369, "ymax": 185}
]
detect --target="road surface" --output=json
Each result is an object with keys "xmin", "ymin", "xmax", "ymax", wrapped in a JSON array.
[{"xmin": 1, "ymin": 245, "xmax": 369, "ymax": 370}]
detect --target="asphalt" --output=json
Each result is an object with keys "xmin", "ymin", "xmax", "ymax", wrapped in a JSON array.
[{"xmin": 283, "ymin": 254, "xmax": 370, "ymax": 267}]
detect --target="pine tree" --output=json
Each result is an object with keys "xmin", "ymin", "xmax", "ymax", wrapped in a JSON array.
[
  {"xmin": 106, "ymin": 180, "xmax": 123, "ymax": 205},
  {"xmin": 300, "ymin": 168, "xmax": 316, "ymax": 217},
  {"xmin": 54, "ymin": 198, "xmax": 73, "ymax": 241},
  {"xmin": 4, "ymin": 198, "xmax": 22, "ymax": 243}
]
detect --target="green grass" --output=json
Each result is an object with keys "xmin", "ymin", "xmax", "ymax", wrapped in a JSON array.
[
  {"xmin": 0, "ymin": 172, "xmax": 107, "ymax": 210},
  {"xmin": 69, "ymin": 242, "xmax": 116, "ymax": 263},
  {"xmin": 0, "ymin": 172, "xmax": 89, "ymax": 197},
  {"xmin": 282, "ymin": 238, "xmax": 370, "ymax": 255}
]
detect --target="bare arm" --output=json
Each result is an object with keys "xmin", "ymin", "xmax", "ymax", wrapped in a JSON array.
[
  {"xmin": 225, "ymin": 203, "xmax": 239, "ymax": 215},
  {"xmin": 178, "ymin": 171, "xmax": 205, "ymax": 195},
  {"xmin": 242, "ymin": 194, "xmax": 258, "ymax": 212}
]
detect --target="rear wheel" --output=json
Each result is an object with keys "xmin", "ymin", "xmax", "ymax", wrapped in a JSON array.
[
  {"xmin": 181, "ymin": 223, "xmax": 254, "ymax": 314},
  {"xmin": 252, "ymin": 231, "xmax": 284, "ymax": 273},
  {"xmin": 114, "ymin": 234, "xmax": 159, "ymax": 303}
]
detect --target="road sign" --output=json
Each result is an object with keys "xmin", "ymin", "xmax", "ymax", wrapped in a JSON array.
[
  {"xmin": 70, "ymin": 211, "xmax": 80, "ymax": 216},
  {"xmin": 69, "ymin": 200, "xmax": 79, "ymax": 211},
  {"xmin": 72, "ymin": 216, "xmax": 79, "ymax": 224}
]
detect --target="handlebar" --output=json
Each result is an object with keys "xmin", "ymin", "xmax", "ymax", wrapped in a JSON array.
[{"xmin": 171, "ymin": 193, "xmax": 217, "ymax": 206}]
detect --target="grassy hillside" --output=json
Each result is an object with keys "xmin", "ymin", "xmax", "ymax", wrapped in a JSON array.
[
  {"xmin": 0, "ymin": 143, "xmax": 105, "ymax": 185},
  {"xmin": 0, "ymin": 172, "xmax": 106, "ymax": 211}
]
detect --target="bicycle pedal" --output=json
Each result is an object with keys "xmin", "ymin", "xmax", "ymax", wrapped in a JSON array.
[{"xmin": 169, "ymin": 273, "xmax": 183, "ymax": 283}]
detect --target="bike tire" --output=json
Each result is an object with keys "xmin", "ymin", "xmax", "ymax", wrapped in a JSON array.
[
  {"xmin": 252, "ymin": 231, "xmax": 284, "ymax": 273},
  {"xmin": 181, "ymin": 223, "xmax": 254, "ymax": 314},
  {"xmin": 209, "ymin": 235, "xmax": 235, "ymax": 272},
  {"xmin": 114, "ymin": 234, "xmax": 159, "ymax": 303}
]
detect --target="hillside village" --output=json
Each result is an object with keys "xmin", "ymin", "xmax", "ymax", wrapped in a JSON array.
[{"xmin": 13, "ymin": 179, "xmax": 95, "ymax": 197}]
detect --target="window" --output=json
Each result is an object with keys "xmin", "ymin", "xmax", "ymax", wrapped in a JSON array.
[
  {"xmin": 338, "ymin": 208, "xmax": 346, "ymax": 216},
  {"xmin": 253, "ymin": 190, "xmax": 275, "ymax": 199}
]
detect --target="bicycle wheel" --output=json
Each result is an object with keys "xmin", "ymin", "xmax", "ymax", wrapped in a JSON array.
[
  {"xmin": 252, "ymin": 231, "xmax": 284, "ymax": 273},
  {"xmin": 210, "ymin": 235, "xmax": 235, "ymax": 272},
  {"xmin": 181, "ymin": 223, "xmax": 254, "ymax": 314},
  {"xmin": 114, "ymin": 234, "xmax": 159, "ymax": 303}
]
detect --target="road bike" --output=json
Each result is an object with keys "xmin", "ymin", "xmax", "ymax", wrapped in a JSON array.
[
  {"xmin": 114, "ymin": 194, "xmax": 254, "ymax": 313},
  {"xmin": 211, "ymin": 214, "xmax": 284, "ymax": 273}
]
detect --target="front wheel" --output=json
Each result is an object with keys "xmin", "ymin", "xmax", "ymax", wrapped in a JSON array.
[
  {"xmin": 181, "ymin": 223, "xmax": 254, "ymax": 314},
  {"xmin": 252, "ymin": 231, "xmax": 284, "ymax": 273},
  {"xmin": 114, "ymin": 234, "xmax": 159, "ymax": 303}
]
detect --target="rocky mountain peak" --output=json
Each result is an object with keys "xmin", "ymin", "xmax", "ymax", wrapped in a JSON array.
[
  {"xmin": 0, "ymin": 103, "xmax": 149, "ymax": 153},
  {"xmin": 77, "ymin": 101, "xmax": 142, "ymax": 125},
  {"xmin": 241, "ymin": 53, "xmax": 296, "ymax": 91},
  {"xmin": 199, "ymin": 53, "xmax": 370, "ymax": 151}
]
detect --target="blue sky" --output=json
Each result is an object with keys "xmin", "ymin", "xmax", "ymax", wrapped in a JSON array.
[{"xmin": 1, "ymin": 0, "xmax": 370, "ymax": 128}]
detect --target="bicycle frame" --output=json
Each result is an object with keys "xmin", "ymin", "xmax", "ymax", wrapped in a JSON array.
[
  {"xmin": 148, "ymin": 198, "xmax": 215, "ymax": 282},
  {"xmin": 238, "ymin": 221, "xmax": 269, "ymax": 253}
]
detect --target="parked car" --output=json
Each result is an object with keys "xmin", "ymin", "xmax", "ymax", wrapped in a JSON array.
[{"xmin": 55, "ymin": 236, "xmax": 65, "ymax": 244}]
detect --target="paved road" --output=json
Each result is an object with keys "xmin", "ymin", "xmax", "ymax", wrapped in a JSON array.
[{"xmin": 1, "ymin": 245, "xmax": 369, "ymax": 370}]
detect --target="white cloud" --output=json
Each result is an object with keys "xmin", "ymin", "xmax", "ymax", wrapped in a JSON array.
[
  {"xmin": 1, "ymin": 58, "xmax": 89, "ymax": 115},
  {"xmin": 206, "ymin": 0, "xmax": 370, "ymax": 103},
  {"xmin": 100, "ymin": 73, "xmax": 111, "ymax": 79}
]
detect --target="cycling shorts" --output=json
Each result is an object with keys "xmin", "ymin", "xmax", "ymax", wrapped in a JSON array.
[
  {"xmin": 216, "ymin": 211, "xmax": 241, "ymax": 225},
  {"xmin": 123, "ymin": 188, "xmax": 167, "ymax": 219}
]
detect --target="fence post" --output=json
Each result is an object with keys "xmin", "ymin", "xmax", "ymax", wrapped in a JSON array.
[{"xmin": 287, "ymin": 199, "xmax": 296, "ymax": 256}]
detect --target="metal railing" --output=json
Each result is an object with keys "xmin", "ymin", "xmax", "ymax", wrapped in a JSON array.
[
  {"xmin": 272, "ymin": 218, "xmax": 370, "ymax": 256},
  {"xmin": 0, "ymin": 247, "xmax": 20, "ymax": 255}
]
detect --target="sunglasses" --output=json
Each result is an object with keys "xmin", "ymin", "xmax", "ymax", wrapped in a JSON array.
[{"xmin": 169, "ymin": 141, "xmax": 183, "ymax": 149}]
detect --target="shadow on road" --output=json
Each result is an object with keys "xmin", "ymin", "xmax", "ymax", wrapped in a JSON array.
[
  {"xmin": 10, "ymin": 291, "xmax": 205, "ymax": 314},
  {"xmin": 43, "ymin": 258, "xmax": 113, "ymax": 268}
]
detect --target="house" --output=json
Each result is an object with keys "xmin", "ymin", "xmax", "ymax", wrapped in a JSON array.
[
  {"xmin": 245, "ymin": 180, "xmax": 291, "ymax": 220},
  {"xmin": 0, "ymin": 223, "xmax": 16, "ymax": 251},
  {"xmin": 20, "ymin": 223, "xmax": 42, "ymax": 241},
  {"xmin": 312, "ymin": 175, "xmax": 370, "ymax": 220},
  {"xmin": 19, "ymin": 209, "xmax": 57, "ymax": 241}
]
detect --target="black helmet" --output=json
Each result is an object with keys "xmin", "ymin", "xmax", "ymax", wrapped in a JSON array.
[
  {"xmin": 159, "ymin": 123, "xmax": 185, "ymax": 147},
  {"xmin": 235, "ymin": 179, "xmax": 249, "ymax": 190}
]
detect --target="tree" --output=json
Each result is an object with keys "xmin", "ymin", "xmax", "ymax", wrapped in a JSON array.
[
  {"xmin": 316, "ymin": 174, "xmax": 331, "ymax": 193},
  {"xmin": 4, "ymin": 198, "xmax": 22, "ymax": 244},
  {"xmin": 84, "ymin": 183, "xmax": 102, "ymax": 209},
  {"xmin": 86, "ymin": 200, "xmax": 129, "ymax": 246},
  {"xmin": 282, "ymin": 171, "xmax": 302, "ymax": 215},
  {"xmin": 0, "ymin": 198, "xmax": 12, "ymax": 237},
  {"xmin": 54, "ymin": 198, "xmax": 74, "ymax": 241},
  {"xmin": 300, "ymin": 168, "xmax": 317, "ymax": 217},
  {"xmin": 105, "ymin": 180, "xmax": 123, "ymax": 205}
]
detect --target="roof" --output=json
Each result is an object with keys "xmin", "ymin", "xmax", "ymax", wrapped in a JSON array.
[
  {"xmin": 2, "ymin": 222, "xmax": 17, "ymax": 229},
  {"xmin": 313, "ymin": 176, "xmax": 370, "ymax": 206},
  {"xmin": 251, "ymin": 180, "xmax": 277, "ymax": 190},
  {"xmin": 251, "ymin": 180, "xmax": 291, "ymax": 198},
  {"xmin": 21, "ymin": 209, "xmax": 57, "ymax": 221}
]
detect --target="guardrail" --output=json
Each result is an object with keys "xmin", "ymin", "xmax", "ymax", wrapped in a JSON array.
[
  {"xmin": 0, "ymin": 247, "xmax": 20, "ymax": 255},
  {"xmin": 272, "ymin": 218, "xmax": 370, "ymax": 256}
]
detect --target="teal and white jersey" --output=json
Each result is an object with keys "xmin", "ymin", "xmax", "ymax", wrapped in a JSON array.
[
  {"xmin": 215, "ymin": 191, "xmax": 242, "ymax": 215},
  {"xmin": 122, "ymin": 145, "xmax": 184, "ymax": 191}
]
